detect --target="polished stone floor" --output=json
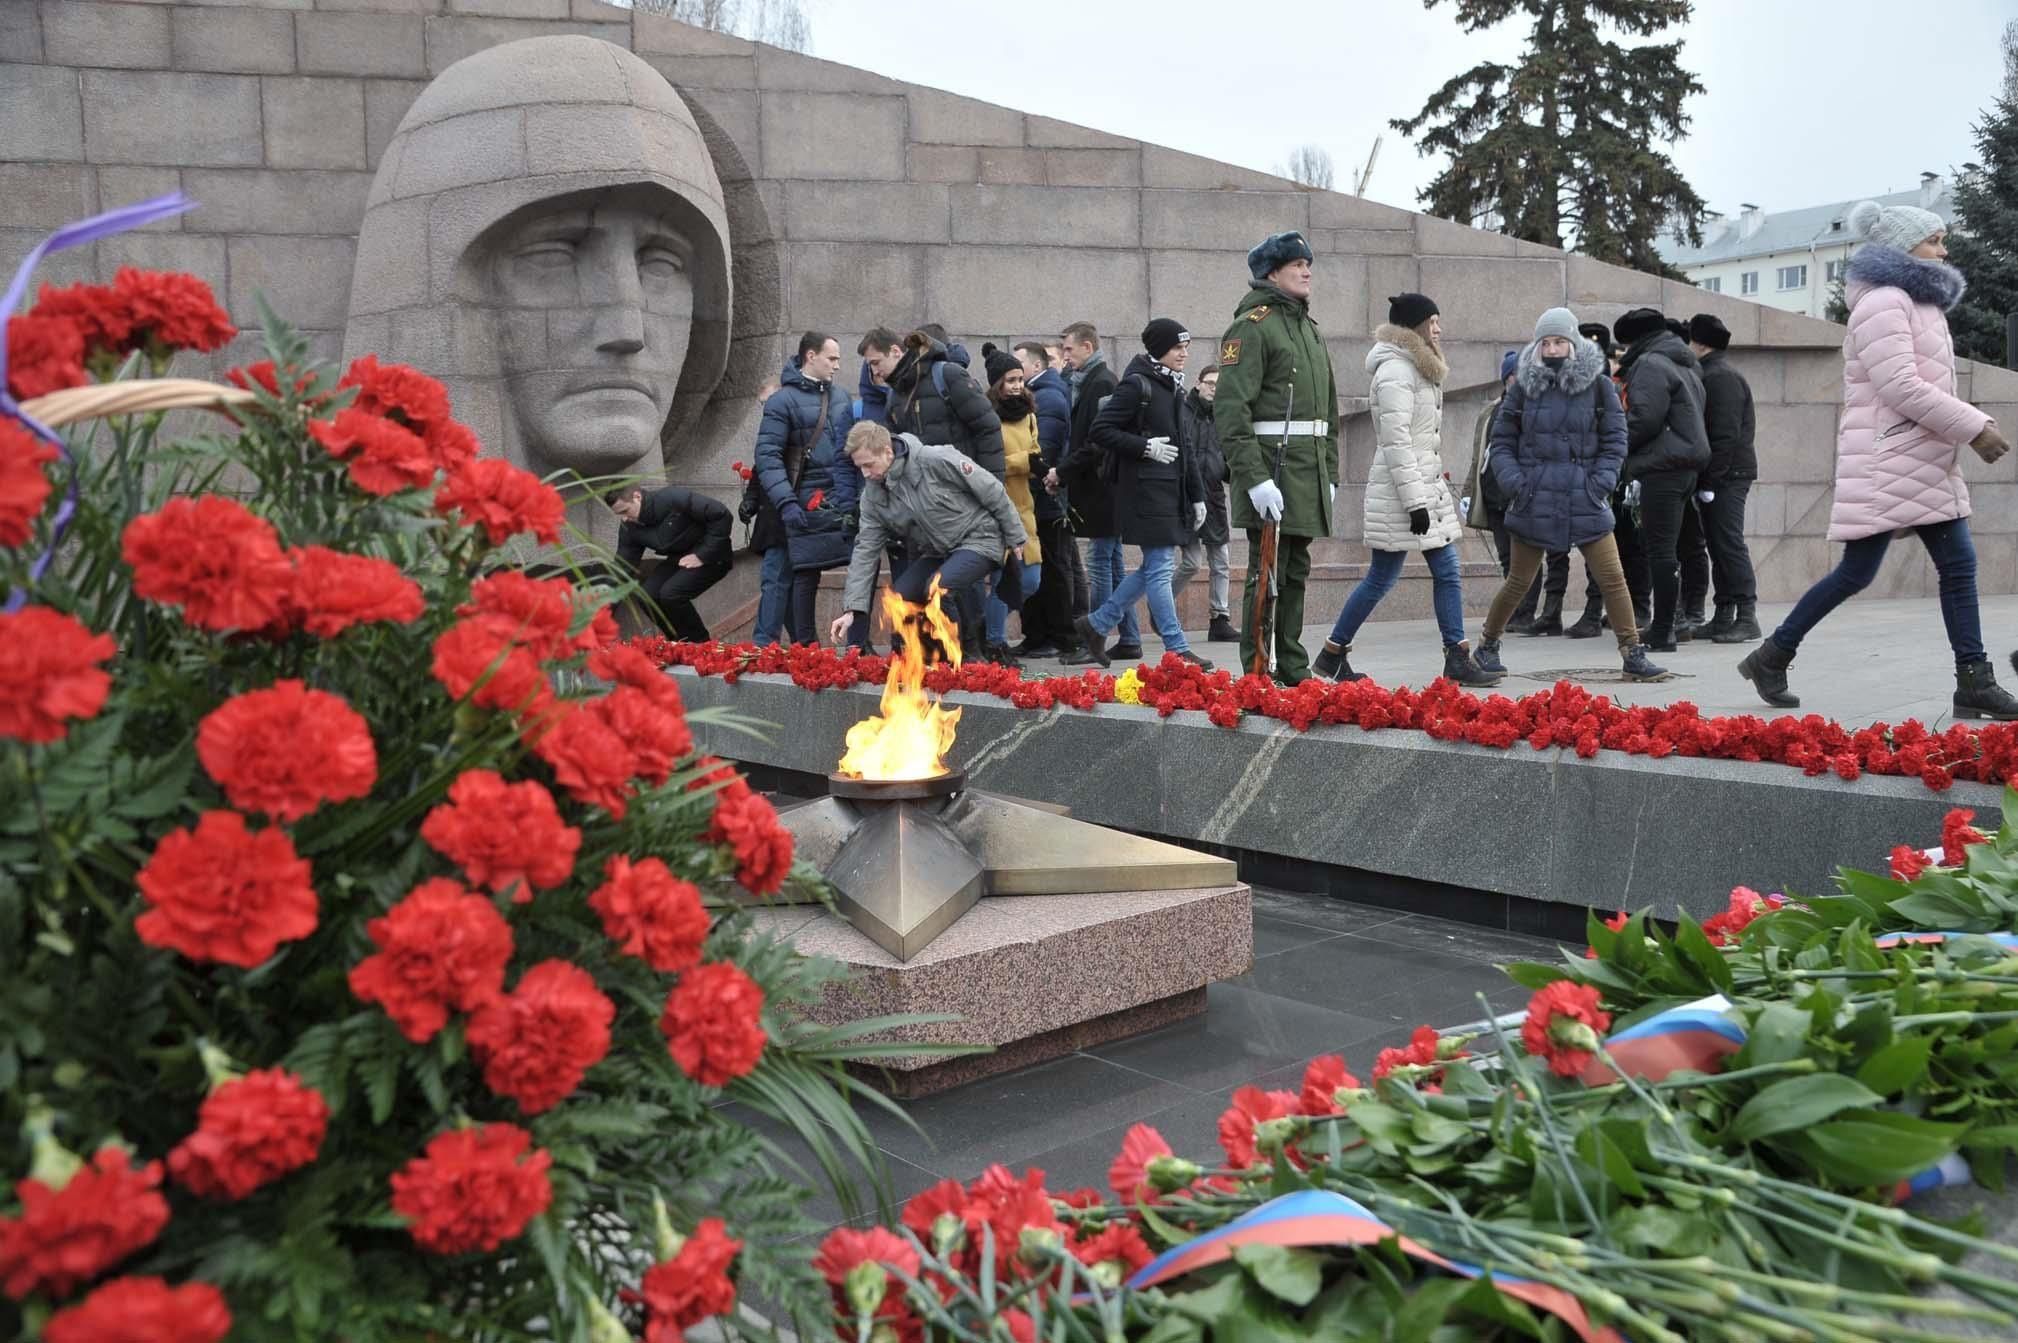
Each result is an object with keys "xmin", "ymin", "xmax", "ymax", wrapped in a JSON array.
[{"xmin": 758, "ymin": 886, "xmax": 1558, "ymax": 1229}]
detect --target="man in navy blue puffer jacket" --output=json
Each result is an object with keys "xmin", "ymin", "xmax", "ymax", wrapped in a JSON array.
[{"xmin": 753, "ymin": 332, "xmax": 847, "ymax": 644}]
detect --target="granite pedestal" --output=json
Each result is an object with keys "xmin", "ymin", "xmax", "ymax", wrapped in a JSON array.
[{"xmin": 754, "ymin": 883, "xmax": 1252, "ymax": 1097}]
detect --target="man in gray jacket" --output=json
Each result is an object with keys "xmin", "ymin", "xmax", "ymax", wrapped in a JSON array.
[{"xmin": 828, "ymin": 423, "xmax": 1029, "ymax": 659}]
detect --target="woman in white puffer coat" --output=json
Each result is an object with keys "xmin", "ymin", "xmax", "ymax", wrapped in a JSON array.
[{"xmin": 1313, "ymin": 293, "xmax": 1494, "ymax": 685}]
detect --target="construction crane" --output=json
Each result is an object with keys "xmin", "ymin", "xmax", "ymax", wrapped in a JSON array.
[{"xmin": 1354, "ymin": 136, "xmax": 1382, "ymax": 198}]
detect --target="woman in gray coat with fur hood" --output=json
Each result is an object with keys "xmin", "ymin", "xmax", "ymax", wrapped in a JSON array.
[{"xmin": 1474, "ymin": 308, "xmax": 1668, "ymax": 683}]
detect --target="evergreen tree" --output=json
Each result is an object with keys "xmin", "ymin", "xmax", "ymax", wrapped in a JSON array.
[
  {"xmin": 1948, "ymin": 23, "xmax": 2018, "ymax": 366},
  {"xmin": 1392, "ymin": 0, "xmax": 1707, "ymax": 277}
]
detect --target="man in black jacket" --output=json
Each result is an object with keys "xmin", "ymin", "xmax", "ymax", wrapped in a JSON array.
[
  {"xmin": 1688, "ymin": 314, "xmax": 1761, "ymax": 643},
  {"xmin": 1174, "ymin": 366, "xmax": 1237, "ymax": 642},
  {"xmin": 1055, "ymin": 321, "xmax": 1133, "ymax": 662},
  {"xmin": 885, "ymin": 330, "xmax": 1004, "ymax": 479},
  {"xmin": 1015, "ymin": 339, "xmax": 1078, "ymax": 656},
  {"xmin": 613, "ymin": 485, "xmax": 734, "ymax": 642},
  {"xmin": 1612, "ymin": 307, "xmax": 1711, "ymax": 652}
]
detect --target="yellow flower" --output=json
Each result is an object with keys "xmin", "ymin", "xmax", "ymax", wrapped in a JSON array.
[{"xmin": 1115, "ymin": 668, "xmax": 1142, "ymax": 704}]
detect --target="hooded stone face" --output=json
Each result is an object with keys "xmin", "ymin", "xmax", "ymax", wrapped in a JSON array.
[{"xmin": 343, "ymin": 35, "xmax": 732, "ymax": 535}]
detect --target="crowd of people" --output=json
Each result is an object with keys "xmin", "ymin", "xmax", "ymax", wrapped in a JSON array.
[{"xmin": 612, "ymin": 201, "xmax": 2016, "ymax": 718}]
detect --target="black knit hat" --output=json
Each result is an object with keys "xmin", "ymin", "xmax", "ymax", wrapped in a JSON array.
[
  {"xmin": 980, "ymin": 341, "xmax": 1021, "ymax": 387},
  {"xmin": 1688, "ymin": 313, "xmax": 1732, "ymax": 351},
  {"xmin": 1612, "ymin": 307, "xmax": 1666, "ymax": 346},
  {"xmin": 1387, "ymin": 292, "xmax": 1439, "ymax": 330},
  {"xmin": 1142, "ymin": 318, "xmax": 1189, "ymax": 359}
]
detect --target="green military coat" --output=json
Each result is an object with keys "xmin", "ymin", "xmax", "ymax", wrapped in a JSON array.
[{"xmin": 1211, "ymin": 285, "xmax": 1340, "ymax": 538}]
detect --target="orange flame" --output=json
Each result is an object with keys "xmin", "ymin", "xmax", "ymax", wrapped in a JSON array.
[{"xmin": 836, "ymin": 580, "xmax": 962, "ymax": 780}]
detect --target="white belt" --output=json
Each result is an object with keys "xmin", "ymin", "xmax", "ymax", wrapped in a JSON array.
[{"xmin": 1251, "ymin": 419, "xmax": 1329, "ymax": 437}]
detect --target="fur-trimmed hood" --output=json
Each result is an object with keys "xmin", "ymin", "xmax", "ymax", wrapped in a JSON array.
[
  {"xmin": 1846, "ymin": 243, "xmax": 1967, "ymax": 312},
  {"xmin": 1367, "ymin": 323, "xmax": 1448, "ymax": 386},
  {"xmin": 1514, "ymin": 335, "xmax": 1606, "ymax": 397}
]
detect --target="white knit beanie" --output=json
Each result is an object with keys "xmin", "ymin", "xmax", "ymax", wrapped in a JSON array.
[
  {"xmin": 1849, "ymin": 199, "xmax": 1945, "ymax": 253},
  {"xmin": 1533, "ymin": 307, "xmax": 1579, "ymax": 342}
]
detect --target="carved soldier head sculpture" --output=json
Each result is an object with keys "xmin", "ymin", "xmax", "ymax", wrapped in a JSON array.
[{"xmin": 343, "ymin": 36, "xmax": 732, "ymax": 546}]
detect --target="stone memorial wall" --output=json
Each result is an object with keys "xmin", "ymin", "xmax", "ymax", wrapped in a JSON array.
[{"xmin": 7, "ymin": 0, "xmax": 2018, "ymax": 626}]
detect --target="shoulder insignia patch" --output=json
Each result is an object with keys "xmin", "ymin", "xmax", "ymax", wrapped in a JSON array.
[
  {"xmin": 1220, "ymin": 338, "xmax": 1242, "ymax": 365},
  {"xmin": 960, "ymin": 460, "xmax": 973, "ymax": 475},
  {"xmin": 1246, "ymin": 305, "xmax": 1271, "ymax": 323}
]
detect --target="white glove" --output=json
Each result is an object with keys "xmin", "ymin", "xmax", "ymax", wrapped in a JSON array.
[
  {"xmin": 1329, "ymin": 484, "xmax": 1336, "ymax": 510},
  {"xmin": 1192, "ymin": 501, "xmax": 1207, "ymax": 530},
  {"xmin": 1460, "ymin": 495, "xmax": 1473, "ymax": 516},
  {"xmin": 1248, "ymin": 479, "xmax": 1285, "ymax": 521},
  {"xmin": 1623, "ymin": 479, "xmax": 1642, "ymax": 508},
  {"xmin": 1143, "ymin": 436, "xmax": 1178, "ymax": 464},
  {"xmin": 1696, "ymin": 489, "xmax": 1715, "ymax": 504}
]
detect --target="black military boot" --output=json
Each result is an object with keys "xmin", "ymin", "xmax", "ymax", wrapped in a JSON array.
[
  {"xmin": 1474, "ymin": 637, "xmax": 1506, "ymax": 675},
  {"xmin": 1643, "ymin": 620, "xmax": 1678, "ymax": 653},
  {"xmin": 1674, "ymin": 596, "xmax": 1707, "ymax": 643},
  {"xmin": 1522, "ymin": 591, "xmax": 1564, "ymax": 637},
  {"xmin": 1312, "ymin": 642, "xmax": 1365, "ymax": 682},
  {"xmin": 1955, "ymin": 660, "xmax": 2018, "ymax": 721},
  {"xmin": 1444, "ymin": 641, "xmax": 1503, "ymax": 687},
  {"xmin": 1714, "ymin": 601, "xmax": 1762, "ymax": 644},
  {"xmin": 1704, "ymin": 602, "xmax": 1736, "ymax": 641},
  {"xmin": 1565, "ymin": 597, "xmax": 1604, "ymax": 640},
  {"xmin": 1208, "ymin": 613, "xmax": 1240, "ymax": 643},
  {"xmin": 1737, "ymin": 637, "xmax": 1799, "ymax": 709}
]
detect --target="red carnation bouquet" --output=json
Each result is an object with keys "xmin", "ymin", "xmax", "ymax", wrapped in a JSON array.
[{"xmin": 0, "ymin": 216, "xmax": 888, "ymax": 1342}]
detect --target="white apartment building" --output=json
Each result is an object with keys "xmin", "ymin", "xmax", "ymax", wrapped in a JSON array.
[{"xmin": 1659, "ymin": 174, "xmax": 1956, "ymax": 320}]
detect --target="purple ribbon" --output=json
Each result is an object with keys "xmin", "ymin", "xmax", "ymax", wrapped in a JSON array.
[{"xmin": 3, "ymin": 193, "xmax": 195, "ymax": 612}]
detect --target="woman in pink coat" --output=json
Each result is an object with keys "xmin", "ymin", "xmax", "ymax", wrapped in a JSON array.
[{"xmin": 1738, "ymin": 199, "xmax": 2015, "ymax": 717}]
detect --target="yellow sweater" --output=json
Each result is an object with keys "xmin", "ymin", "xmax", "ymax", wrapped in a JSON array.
[{"xmin": 1000, "ymin": 413, "xmax": 1043, "ymax": 564}]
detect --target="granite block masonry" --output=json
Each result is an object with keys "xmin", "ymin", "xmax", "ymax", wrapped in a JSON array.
[{"xmin": 7, "ymin": 0, "xmax": 2018, "ymax": 613}]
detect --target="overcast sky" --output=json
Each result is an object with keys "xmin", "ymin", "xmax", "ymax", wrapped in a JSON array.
[{"xmin": 803, "ymin": 0, "xmax": 2013, "ymax": 222}]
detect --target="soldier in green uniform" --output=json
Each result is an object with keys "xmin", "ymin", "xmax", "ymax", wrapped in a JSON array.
[{"xmin": 1212, "ymin": 231, "xmax": 1340, "ymax": 684}]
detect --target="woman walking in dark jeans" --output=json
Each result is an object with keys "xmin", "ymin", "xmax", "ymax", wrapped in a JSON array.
[{"xmin": 1738, "ymin": 199, "xmax": 2015, "ymax": 717}]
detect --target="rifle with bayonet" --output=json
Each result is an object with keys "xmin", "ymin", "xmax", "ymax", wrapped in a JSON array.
[{"xmin": 1247, "ymin": 384, "xmax": 1292, "ymax": 678}]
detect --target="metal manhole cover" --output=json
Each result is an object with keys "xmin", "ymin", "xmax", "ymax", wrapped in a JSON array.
[{"xmin": 1504, "ymin": 668, "xmax": 1695, "ymax": 684}]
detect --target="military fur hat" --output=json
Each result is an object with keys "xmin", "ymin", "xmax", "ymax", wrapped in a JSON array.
[
  {"xmin": 1688, "ymin": 313, "xmax": 1732, "ymax": 351},
  {"xmin": 1247, "ymin": 230, "xmax": 1315, "ymax": 282},
  {"xmin": 1611, "ymin": 307, "xmax": 1667, "ymax": 346}
]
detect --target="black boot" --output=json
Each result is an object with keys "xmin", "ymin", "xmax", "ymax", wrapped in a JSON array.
[
  {"xmin": 1704, "ymin": 603, "xmax": 1736, "ymax": 641},
  {"xmin": 1955, "ymin": 660, "xmax": 2018, "ymax": 721},
  {"xmin": 1522, "ymin": 591, "xmax": 1564, "ymax": 637},
  {"xmin": 1505, "ymin": 583, "xmax": 1542, "ymax": 636},
  {"xmin": 1444, "ymin": 640, "xmax": 1503, "ymax": 687},
  {"xmin": 1675, "ymin": 596, "xmax": 1707, "ymax": 643},
  {"xmin": 1069, "ymin": 616, "xmax": 1109, "ymax": 667},
  {"xmin": 1737, "ymin": 637, "xmax": 1799, "ymax": 709},
  {"xmin": 1643, "ymin": 621, "xmax": 1678, "ymax": 653},
  {"xmin": 1474, "ymin": 637, "xmax": 1506, "ymax": 675},
  {"xmin": 1565, "ymin": 597, "xmax": 1603, "ymax": 640},
  {"xmin": 1714, "ymin": 601, "xmax": 1762, "ymax": 644},
  {"xmin": 1313, "ymin": 642, "xmax": 1365, "ymax": 682},
  {"xmin": 1621, "ymin": 644, "xmax": 1669, "ymax": 682},
  {"xmin": 1208, "ymin": 613, "xmax": 1240, "ymax": 643},
  {"xmin": 1109, "ymin": 641, "xmax": 1145, "ymax": 663}
]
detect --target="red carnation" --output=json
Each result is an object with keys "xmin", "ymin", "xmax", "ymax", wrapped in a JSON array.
[
  {"xmin": 1298, "ymin": 1053, "xmax": 1361, "ymax": 1116},
  {"xmin": 0, "ymin": 417, "xmax": 58, "ymax": 545},
  {"xmin": 389, "ymin": 1123, "xmax": 552, "ymax": 1255},
  {"xmin": 1108, "ymin": 1123, "xmax": 1173, "ymax": 1206},
  {"xmin": 900, "ymin": 1179, "xmax": 968, "ymax": 1250},
  {"xmin": 421, "ymin": 770, "xmax": 581, "ymax": 900},
  {"xmin": 589, "ymin": 855, "xmax": 709, "ymax": 972},
  {"xmin": 284, "ymin": 546, "xmax": 423, "ymax": 638},
  {"xmin": 1585, "ymin": 909, "xmax": 1631, "ymax": 959},
  {"xmin": 1372, "ymin": 1025, "xmax": 1449, "ymax": 1084},
  {"xmin": 108, "ymin": 268, "xmax": 234, "ymax": 355},
  {"xmin": 136, "ymin": 811, "xmax": 318, "ymax": 968},
  {"xmin": 167, "ymin": 1068, "xmax": 328, "ymax": 1201},
  {"xmin": 435, "ymin": 458, "xmax": 566, "ymax": 546},
  {"xmin": 122, "ymin": 496, "xmax": 294, "ymax": 632},
  {"xmin": 432, "ymin": 619, "xmax": 553, "ymax": 716},
  {"xmin": 1070, "ymin": 1223, "xmax": 1151, "ymax": 1279},
  {"xmin": 42, "ymin": 1276, "xmax": 231, "ymax": 1343},
  {"xmin": 347, "ymin": 878, "xmax": 513, "ymax": 1043},
  {"xmin": 1521, "ymin": 981, "xmax": 1612, "ymax": 1078},
  {"xmin": 591, "ymin": 686, "xmax": 694, "ymax": 786},
  {"xmin": 589, "ymin": 643, "xmax": 689, "ymax": 705},
  {"xmin": 6, "ymin": 312, "xmax": 87, "ymax": 400},
  {"xmin": 1891, "ymin": 844, "xmax": 1932, "ymax": 881},
  {"xmin": 338, "ymin": 354, "xmax": 451, "ymax": 435},
  {"xmin": 461, "ymin": 571, "xmax": 578, "ymax": 659},
  {"xmin": 0, "ymin": 606, "xmax": 114, "ymax": 743},
  {"xmin": 197, "ymin": 680, "xmax": 377, "ymax": 822},
  {"xmin": 640, "ymin": 1217, "xmax": 742, "ymax": 1338},
  {"xmin": 224, "ymin": 359, "xmax": 315, "ymax": 401},
  {"xmin": 308, "ymin": 408, "xmax": 437, "ymax": 496},
  {"xmin": 0, "ymin": 1146, "xmax": 169, "ymax": 1300},
  {"xmin": 661, "ymin": 961, "xmax": 767, "ymax": 1087},
  {"xmin": 531, "ymin": 701, "xmax": 637, "ymax": 817},
  {"xmin": 707, "ymin": 787, "xmax": 794, "ymax": 896},
  {"xmin": 1942, "ymin": 808, "xmax": 1988, "ymax": 868},
  {"xmin": 425, "ymin": 419, "xmax": 480, "ymax": 475},
  {"xmin": 1701, "ymin": 886, "xmax": 1771, "ymax": 947},
  {"xmin": 814, "ymin": 1226, "xmax": 920, "ymax": 1341},
  {"xmin": 466, "ymin": 960, "xmax": 615, "ymax": 1115},
  {"xmin": 30, "ymin": 281, "xmax": 130, "ymax": 353},
  {"xmin": 964, "ymin": 1164, "xmax": 1061, "ymax": 1276},
  {"xmin": 1216, "ymin": 1086, "xmax": 1299, "ymax": 1168}
]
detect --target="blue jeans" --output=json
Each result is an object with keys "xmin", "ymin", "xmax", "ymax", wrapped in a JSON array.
[
  {"xmin": 1087, "ymin": 536, "xmax": 1138, "ymax": 645},
  {"xmin": 1327, "ymin": 544, "xmax": 1466, "ymax": 648},
  {"xmin": 984, "ymin": 561, "xmax": 1043, "ymax": 643},
  {"xmin": 1090, "ymin": 545, "xmax": 1187, "ymax": 652},
  {"xmin": 1772, "ymin": 518, "xmax": 1984, "ymax": 666},
  {"xmin": 753, "ymin": 546, "xmax": 790, "ymax": 646}
]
